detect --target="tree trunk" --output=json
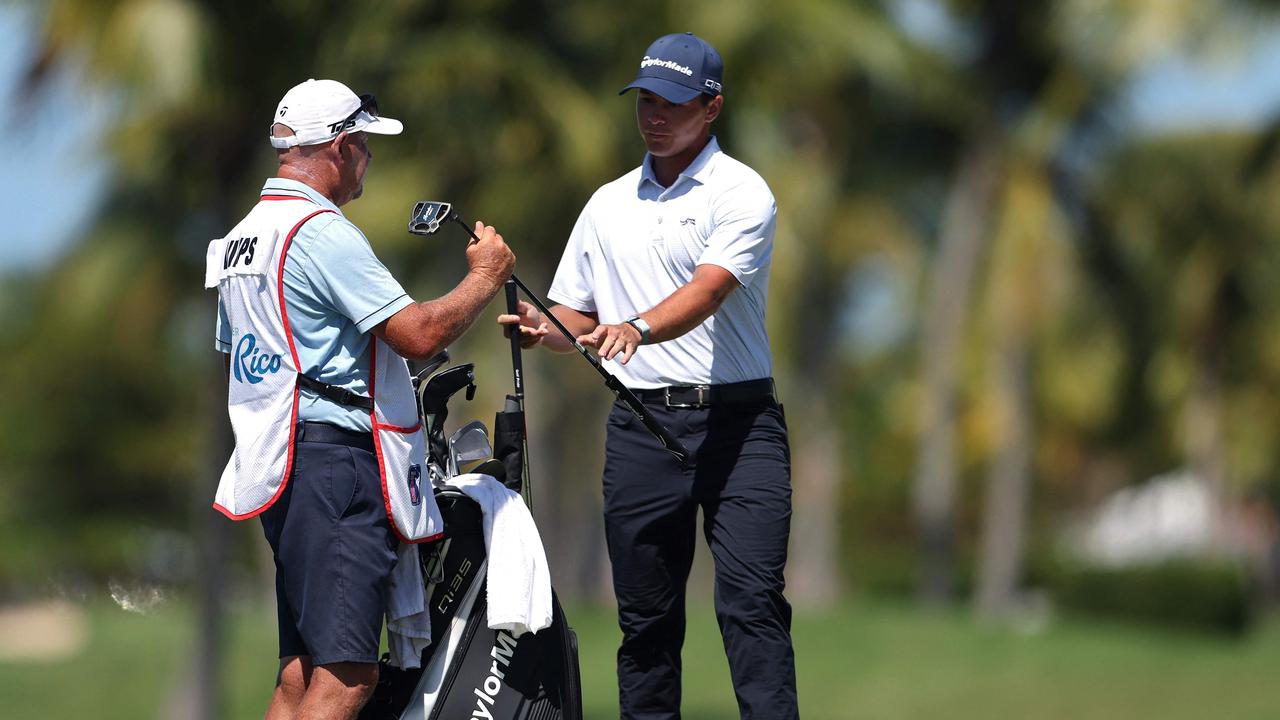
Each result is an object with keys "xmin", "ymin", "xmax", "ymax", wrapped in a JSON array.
[
  {"xmin": 974, "ymin": 327, "xmax": 1033, "ymax": 618},
  {"xmin": 1185, "ymin": 339, "xmax": 1227, "ymax": 549},
  {"xmin": 786, "ymin": 390, "xmax": 843, "ymax": 607},
  {"xmin": 913, "ymin": 133, "xmax": 1002, "ymax": 605},
  {"xmin": 169, "ymin": 358, "xmax": 232, "ymax": 720}
]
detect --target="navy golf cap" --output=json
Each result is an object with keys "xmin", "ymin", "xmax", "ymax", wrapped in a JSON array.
[{"xmin": 620, "ymin": 32, "xmax": 724, "ymax": 104}]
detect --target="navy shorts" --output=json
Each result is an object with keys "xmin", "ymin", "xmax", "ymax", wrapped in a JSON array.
[{"xmin": 259, "ymin": 422, "xmax": 399, "ymax": 666}]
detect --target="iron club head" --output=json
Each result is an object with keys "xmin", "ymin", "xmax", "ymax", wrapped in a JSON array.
[{"xmin": 408, "ymin": 201, "xmax": 456, "ymax": 236}]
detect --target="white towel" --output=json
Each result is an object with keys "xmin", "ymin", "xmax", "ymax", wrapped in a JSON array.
[
  {"xmin": 446, "ymin": 472, "xmax": 553, "ymax": 637},
  {"xmin": 386, "ymin": 542, "xmax": 431, "ymax": 669}
]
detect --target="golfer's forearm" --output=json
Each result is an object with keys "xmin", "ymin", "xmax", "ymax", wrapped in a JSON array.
[
  {"xmin": 641, "ymin": 290, "xmax": 720, "ymax": 344},
  {"xmin": 541, "ymin": 305, "xmax": 597, "ymax": 353},
  {"xmin": 639, "ymin": 266, "xmax": 736, "ymax": 344}
]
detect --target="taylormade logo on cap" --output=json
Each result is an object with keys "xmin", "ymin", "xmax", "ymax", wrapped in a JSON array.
[
  {"xmin": 640, "ymin": 56, "xmax": 694, "ymax": 77},
  {"xmin": 620, "ymin": 32, "xmax": 725, "ymax": 105}
]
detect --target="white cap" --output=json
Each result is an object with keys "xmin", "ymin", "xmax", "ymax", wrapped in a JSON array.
[{"xmin": 269, "ymin": 78, "xmax": 403, "ymax": 149}]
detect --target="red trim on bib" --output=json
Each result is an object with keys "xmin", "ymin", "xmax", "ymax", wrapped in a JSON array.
[
  {"xmin": 370, "ymin": 342, "xmax": 443, "ymax": 544},
  {"xmin": 212, "ymin": 207, "xmax": 334, "ymax": 521},
  {"xmin": 379, "ymin": 420, "xmax": 423, "ymax": 434}
]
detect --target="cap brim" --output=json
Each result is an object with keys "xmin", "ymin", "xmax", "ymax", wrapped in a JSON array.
[
  {"xmin": 619, "ymin": 77, "xmax": 702, "ymax": 105},
  {"xmin": 361, "ymin": 116, "xmax": 403, "ymax": 136}
]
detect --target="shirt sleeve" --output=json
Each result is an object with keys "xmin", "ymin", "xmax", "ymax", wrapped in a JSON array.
[
  {"xmin": 215, "ymin": 296, "xmax": 231, "ymax": 352},
  {"xmin": 295, "ymin": 217, "xmax": 414, "ymax": 333},
  {"xmin": 696, "ymin": 182, "xmax": 777, "ymax": 288},
  {"xmin": 547, "ymin": 200, "xmax": 598, "ymax": 313}
]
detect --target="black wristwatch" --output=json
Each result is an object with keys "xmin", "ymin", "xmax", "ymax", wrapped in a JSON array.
[{"xmin": 625, "ymin": 315, "xmax": 651, "ymax": 344}]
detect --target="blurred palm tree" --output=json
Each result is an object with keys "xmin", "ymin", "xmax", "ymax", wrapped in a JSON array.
[{"xmin": 904, "ymin": 0, "xmax": 1280, "ymax": 612}]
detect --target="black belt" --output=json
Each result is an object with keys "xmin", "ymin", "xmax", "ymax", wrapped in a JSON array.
[
  {"xmin": 632, "ymin": 378, "xmax": 776, "ymax": 408},
  {"xmin": 296, "ymin": 421, "xmax": 375, "ymax": 453}
]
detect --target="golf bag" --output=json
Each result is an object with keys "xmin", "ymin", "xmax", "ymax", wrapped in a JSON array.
[{"xmin": 358, "ymin": 354, "xmax": 582, "ymax": 720}]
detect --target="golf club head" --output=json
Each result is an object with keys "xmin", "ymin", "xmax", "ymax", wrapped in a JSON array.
[
  {"xmin": 410, "ymin": 349, "xmax": 451, "ymax": 393},
  {"xmin": 449, "ymin": 420, "xmax": 493, "ymax": 470},
  {"xmin": 408, "ymin": 201, "xmax": 455, "ymax": 236}
]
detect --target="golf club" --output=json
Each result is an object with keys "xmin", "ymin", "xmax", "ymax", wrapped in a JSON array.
[
  {"xmin": 408, "ymin": 200, "xmax": 691, "ymax": 466},
  {"xmin": 499, "ymin": 279, "xmax": 534, "ymax": 507}
]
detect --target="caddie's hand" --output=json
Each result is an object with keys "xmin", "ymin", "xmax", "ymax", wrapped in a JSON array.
[
  {"xmin": 466, "ymin": 221, "xmax": 516, "ymax": 284},
  {"xmin": 497, "ymin": 299, "xmax": 549, "ymax": 349},
  {"xmin": 578, "ymin": 322, "xmax": 642, "ymax": 364}
]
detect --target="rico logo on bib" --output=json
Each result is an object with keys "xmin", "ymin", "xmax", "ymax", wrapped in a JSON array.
[{"xmin": 233, "ymin": 332, "xmax": 283, "ymax": 384}]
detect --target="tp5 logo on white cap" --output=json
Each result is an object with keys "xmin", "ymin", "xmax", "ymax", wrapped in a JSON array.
[
  {"xmin": 620, "ymin": 32, "xmax": 724, "ymax": 105},
  {"xmin": 268, "ymin": 79, "xmax": 403, "ymax": 149}
]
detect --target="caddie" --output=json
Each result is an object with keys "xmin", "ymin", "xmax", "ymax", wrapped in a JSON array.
[{"xmin": 206, "ymin": 78, "xmax": 515, "ymax": 720}]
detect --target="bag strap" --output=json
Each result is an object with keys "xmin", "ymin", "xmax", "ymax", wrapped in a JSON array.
[{"xmin": 297, "ymin": 373, "xmax": 375, "ymax": 411}]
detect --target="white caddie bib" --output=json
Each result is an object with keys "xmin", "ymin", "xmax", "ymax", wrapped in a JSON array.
[{"xmin": 205, "ymin": 196, "xmax": 443, "ymax": 543}]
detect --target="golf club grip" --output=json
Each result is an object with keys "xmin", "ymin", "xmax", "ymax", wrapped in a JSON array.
[{"xmin": 504, "ymin": 281, "xmax": 524, "ymax": 400}]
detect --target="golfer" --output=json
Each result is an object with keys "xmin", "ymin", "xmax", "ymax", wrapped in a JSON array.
[
  {"xmin": 501, "ymin": 33, "xmax": 798, "ymax": 719},
  {"xmin": 208, "ymin": 78, "xmax": 514, "ymax": 719}
]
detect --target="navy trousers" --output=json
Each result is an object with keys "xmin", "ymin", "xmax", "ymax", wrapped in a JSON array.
[{"xmin": 603, "ymin": 396, "xmax": 798, "ymax": 720}]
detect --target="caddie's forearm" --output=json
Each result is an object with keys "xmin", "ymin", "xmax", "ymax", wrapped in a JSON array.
[
  {"xmin": 377, "ymin": 269, "xmax": 505, "ymax": 360},
  {"xmin": 416, "ymin": 269, "xmax": 507, "ymax": 354}
]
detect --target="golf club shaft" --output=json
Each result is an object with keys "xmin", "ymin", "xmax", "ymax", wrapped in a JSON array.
[{"xmin": 457, "ymin": 217, "xmax": 691, "ymax": 465}]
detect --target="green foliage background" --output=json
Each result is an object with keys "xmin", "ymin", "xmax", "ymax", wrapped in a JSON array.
[{"xmin": 5, "ymin": 0, "xmax": 1280, "ymax": 618}]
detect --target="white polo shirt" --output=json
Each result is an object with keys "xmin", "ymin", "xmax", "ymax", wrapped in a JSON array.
[{"xmin": 548, "ymin": 137, "xmax": 776, "ymax": 388}]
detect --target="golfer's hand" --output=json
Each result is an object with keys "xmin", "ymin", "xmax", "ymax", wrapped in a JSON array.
[
  {"xmin": 497, "ymin": 299, "xmax": 549, "ymax": 348},
  {"xmin": 466, "ymin": 221, "xmax": 515, "ymax": 285},
  {"xmin": 578, "ymin": 322, "xmax": 642, "ymax": 364}
]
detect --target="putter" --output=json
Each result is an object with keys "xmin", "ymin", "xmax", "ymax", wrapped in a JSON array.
[{"xmin": 408, "ymin": 201, "xmax": 692, "ymax": 466}]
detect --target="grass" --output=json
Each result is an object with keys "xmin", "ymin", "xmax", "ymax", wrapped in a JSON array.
[{"xmin": 3, "ymin": 598, "xmax": 1280, "ymax": 719}]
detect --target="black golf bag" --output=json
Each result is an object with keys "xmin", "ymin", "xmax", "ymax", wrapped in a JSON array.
[{"xmin": 358, "ymin": 354, "xmax": 582, "ymax": 720}]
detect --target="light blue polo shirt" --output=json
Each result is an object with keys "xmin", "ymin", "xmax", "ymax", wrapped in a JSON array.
[{"xmin": 216, "ymin": 178, "xmax": 414, "ymax": 432}]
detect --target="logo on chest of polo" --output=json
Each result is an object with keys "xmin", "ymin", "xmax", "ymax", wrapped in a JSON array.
[{"xmin": 233, "ymin": 332, "xmax": 283, "ymax": 384}]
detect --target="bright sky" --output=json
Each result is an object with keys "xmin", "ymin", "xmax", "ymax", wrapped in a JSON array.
[
  {"xmin": 0, "ymin": 5, "xmax": 110, "ymax": 273},
  {"xmin": 4, "ymin": 5, "xmax": 1280, "ymax": 274}
]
